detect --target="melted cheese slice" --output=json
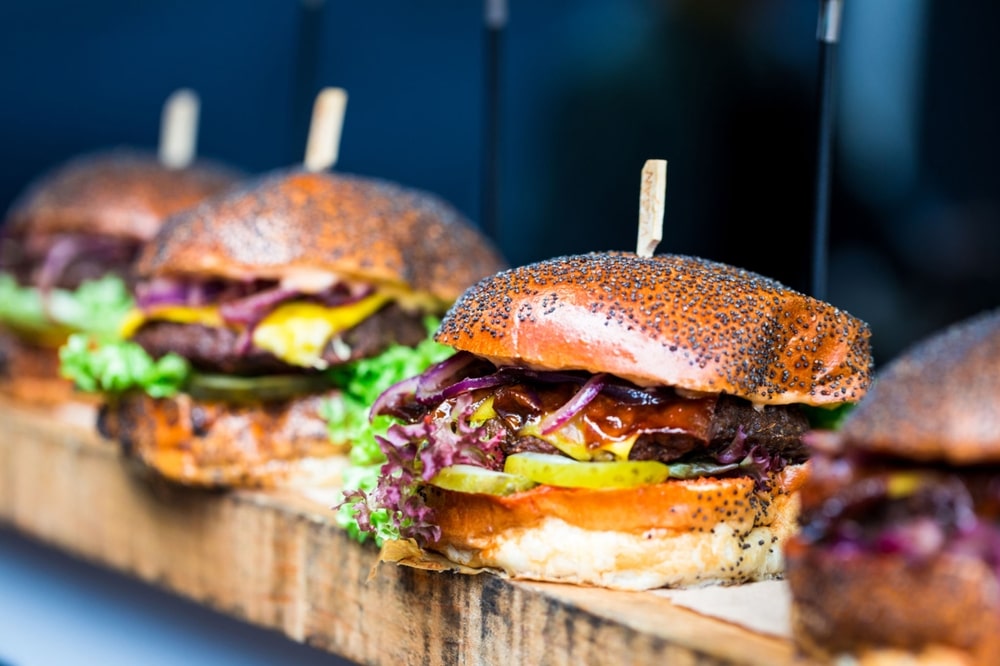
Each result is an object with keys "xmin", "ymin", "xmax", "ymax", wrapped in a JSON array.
[
  {"xmin": 473, "ymin": 397, "xmax": 636, "ymax": 462},
  {"xmin": 251, "ymin": 294, "xmax": 389, "ymax": 369},
  {"xmin": 121, "ymin": 293, "xmax": 390, "ymax": 369},
  {"xmin": 119, "ymin": 305, "xmax": 223, "ymax": 338},
  {"xmin": 519, "ymin": 421, "xmax": 637, "ymax": 462}
]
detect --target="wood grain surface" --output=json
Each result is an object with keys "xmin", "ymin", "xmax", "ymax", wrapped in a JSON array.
[{"xmin": 0, "ymin": 399, "xmax": 809, "ymax": 666}]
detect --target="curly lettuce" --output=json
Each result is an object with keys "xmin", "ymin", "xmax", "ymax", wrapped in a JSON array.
[
  {"xmin": 59, "ymin": 333, "xmax": 190, "ymax": 398},
  {"xmin": 322, "ymin": 317, "xmax": 453, "ymax": 544},
  {"xmin": 341, "ymin": 392, "xmax": 504, "ymax": 545},
  {"xmin": 0, "ymin": 274, "xmax": 134, "ymax": 341}
]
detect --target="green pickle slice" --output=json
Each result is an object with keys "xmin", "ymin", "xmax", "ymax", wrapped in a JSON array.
[
  {"xmin": 429, "ymin": 464, "xmax": 538, "ymax": 496},
  {"xmin": 187, "ymin": 372, "xmax": 332, "ymax": 404},
  {"xmin": 504, "ymin": 452, "xmax": 671, "ymax": 489}
]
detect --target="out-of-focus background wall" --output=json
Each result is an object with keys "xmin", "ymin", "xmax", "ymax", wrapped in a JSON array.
[{"xmin": 2, "ymin": 0, "xmax": 998, "ymax": 366}]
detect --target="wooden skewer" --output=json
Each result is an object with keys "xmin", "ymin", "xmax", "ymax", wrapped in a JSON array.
[
  {"xmin": 304, "ymin": 87, "xmax": 349, "ymax": 172},
  {"xmin": 636, "ymin": 159, "xmax": 667, "ymax": 257},
  {"xmin": 158, "ymin": 88, "xmax": 200, "ymax": 170}
]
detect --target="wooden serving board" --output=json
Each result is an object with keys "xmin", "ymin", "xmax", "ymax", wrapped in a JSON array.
[{"xmin": 0, "ymin": 399, "xmax": 808, "ymax": 665}]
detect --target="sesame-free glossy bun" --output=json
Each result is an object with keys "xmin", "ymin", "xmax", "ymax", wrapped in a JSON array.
[
  {"xmin": 4, "ymin": 149, "xmax": 241, "ymax": 241},
  {"xmin": 427, "ymin": 463, "xmax": 808, "ymax": 590},
  {"xmin": 837, "ymin": 308, "xmax": 1000, "ymax": 464},
  {"xmin": 436, "ymin": 252, "xmax": 873, "ymax": 407},
  {"xmin": 136, "ymin": 169, "xmax": 507, "ymax": 304}
]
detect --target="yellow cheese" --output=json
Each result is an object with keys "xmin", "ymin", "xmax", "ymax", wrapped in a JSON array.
[
  {"xmin": 121, "ymin": 293, "xmax": 390, "ymax": 369},
  {"xmin": 518, "ymin": 420, "xmax": 637, "ymax": 462},
  {"xmin": 251, "ymin": 293, "xmax": 390, "ymax": 369},
  {"xmin": 119, "ymin": 305, "xmax": 224, "ymax": 339}
]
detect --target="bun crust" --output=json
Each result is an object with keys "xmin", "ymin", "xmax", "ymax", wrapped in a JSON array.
[
  {"xmin": 135, "ymin": 169, "xmax": 507, "ymax": 303},
  {"xmin": 0, "ymin": 332, "xmax": 91, "ymax": 405},
  {"xmin": 97, "ymin": 391, "xmax": 347, "ymax": 488},
  {"xmin": 839, "ymin": 308, "xmax": 1000, "ymax": 464},
  {"xmin": 425, "ymin": 463, "xmax": 808, "ymax": 590},
  {"xmin": 785, "ymin": 539, "xmax": 1000, "ymax": 665},
  {"xmin": 436, "ymin": 252, "xmax": 873, "ymax": 406},
  {"xmin": 4, "ymin": 149, "xmax": 240, "ymax": 241}
]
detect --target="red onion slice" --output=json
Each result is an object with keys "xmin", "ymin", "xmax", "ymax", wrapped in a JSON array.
[
  {"xmin": 415, "ymin": 352, "xmax": 478, "ymax": 404},
  {"xmin": 219, "ymin": 286, "xmax": 299, "ymax": 325},
  {"xmin": 539, "ymin": 373, "xmax": 607, "ymax": 435},
  {"xmin": 372, "ymin": 374, "xmax": 422, "ymax": 420}
]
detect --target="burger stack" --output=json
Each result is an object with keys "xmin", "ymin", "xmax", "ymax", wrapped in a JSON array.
[
  {"xmin": 60, "ymin": 167, "xmax": 508, "ymax": 488},
  {"xmin": 787, "ymin": 308, "xmax": 1000, "ymax": 664},
  {"xmin": 0, "ymin": 148, "xmax": 241, "ymax": 404},
  {"xmin": 342, "ymin": 251, "xmax": 875, "ymax": 590}
]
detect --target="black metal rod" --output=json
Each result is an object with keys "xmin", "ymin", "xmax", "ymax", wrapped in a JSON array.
[
  {"xmin": 481, "ymin": 0, "xmax": 506, "ymax": 246},
  {"xmin": 292, "ymin": 0, "xmax": 326, "ymax": 164},
  {"xmin": 811, "ymin": 0, "xmax": 843, "ymax": 301}
]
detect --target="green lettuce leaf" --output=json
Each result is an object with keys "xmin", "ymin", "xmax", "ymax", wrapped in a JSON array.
[
  {"xmin": 802, "ymin": 402, "xmax": 856, "ymax": 431},
  {"xmin": 322, "ymin": 317, "xmax": 454, "ymax": 544},
  {"xmin": 59, "ymin": 333, "xmax": 190, "ymax": 398},
  {"xmin": 0, "ymin": 274, "xmax": 134, "ymax": 340}
]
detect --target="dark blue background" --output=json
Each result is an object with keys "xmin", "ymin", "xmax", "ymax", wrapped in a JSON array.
[{"xmin": 2, "ymin": 0, "xmax": 998, "ymax": 363}]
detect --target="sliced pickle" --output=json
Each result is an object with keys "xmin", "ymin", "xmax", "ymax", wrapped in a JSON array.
[
  {"xmin": 429, "ymin": 464, "xmax": 537, "ymax": 496},
  {"xmin": 504, "ymin": 452, "xmax": 670, "ymax": 489},
  {"xmin": 186, "ymin": 372, "xmax": 333, "ymax": 404}
]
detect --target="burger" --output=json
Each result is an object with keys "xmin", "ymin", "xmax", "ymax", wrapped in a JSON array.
[
  {"xmin": 0, "ymin": 148, "xmax": 241, "ymax": 404},
  {"xmin": 342, "ymin": 251, "xmax": 874, "ymax": 590},
  {"xmin": 786, "ymin": 308, "xmax": 1000, "ymax": 664},
  {"xmin": 60, "ymin": 168, "xmax": 507, "ymax": 488}
]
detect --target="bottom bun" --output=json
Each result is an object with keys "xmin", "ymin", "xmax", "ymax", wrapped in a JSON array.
[
  {"xmin": 424, "ymin": 463, "xmax": 808, "ymax": 590},
  {"xmin": 98, "ymin": 391, "xmax": 347, "ymax": 489},
  {"xmin": 0, "ymin": 331, "xmax": 88, "ymax": 406},
  {"xmin": 785, "ymin": 538, "xmax": 1000, "ymax": 665}
]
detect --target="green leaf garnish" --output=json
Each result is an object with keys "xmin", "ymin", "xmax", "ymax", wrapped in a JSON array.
[
  {"xmin": 0, "ymin": 274, "xmax": 134, "ymax": 341},
  {"xmin": 59, "ymin": 333, "xmax": 190, "ymax": 398}
]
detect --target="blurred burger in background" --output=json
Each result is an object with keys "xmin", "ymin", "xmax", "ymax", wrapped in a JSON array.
[
  {"xmin": 0, "ymin": 90, "xmax": 242, "ymax": 404},
  {"xmin": 60, "ymin": 166, "xmax": 507, "ymax": 488},
  {"xmin": 787, "ymin": 308, "xmax": 1000, "ymax": 665}
]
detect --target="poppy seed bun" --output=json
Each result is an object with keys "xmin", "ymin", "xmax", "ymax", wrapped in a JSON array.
[
  {"xmin": 427, "ymin": 464, "xmax": 808, "ymax": 590},
  {"xmin": 4, "ymin": 149, "xmax": 241, "ymax": 241},
  {"xmin": 836, "ymin": 308, "xmax": 1000, "ymax": 464},
  {"xmin": 786, "ymin": 309, "xmax": 1000, "ymax": 664},
  {"xmin": 98, "ymin": 391, "xmax": 347, "ymax": 488},
  {"xmin": 136, "ymin": 169, "xmax": 507, "ymax": 303},
  {"xmin": 436, "ymin": 252, "xmax": 873, "ymax": 406},
  {"xmin": 786, "ymin": 542, "xmax": 1000, "ymax": 665}
]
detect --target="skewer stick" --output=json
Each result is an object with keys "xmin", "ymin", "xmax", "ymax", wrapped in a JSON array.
[
  {"xmin": 636, "ymin": 159, "xmax": 667, "ymax": 257},
  {"xmin": 304, "ymin": 87, "xmax": 349, "ymax": 172},
  {"xmin": 158, "ymin": 88, "xmax": 200, "ymax": 170},
  {"xmin": 811, "ymin": 0, "xmax": 844, "ymax": 300}
]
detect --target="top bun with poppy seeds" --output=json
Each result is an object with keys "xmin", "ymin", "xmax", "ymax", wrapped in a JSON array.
[
  {"xmin": 436, "ymin": 252, "xmax": 872, "ymax": 407},
  {"xmin": 5, "ymin": 149, "xmax": 241, "ymax": 242},
  {"xmin": 831, "ymin": 308, "xmax": 1000, "ymax": 464},
  {"xmin": 137, "ymin": 169, "xmax": 506, "ymax": 305}
]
